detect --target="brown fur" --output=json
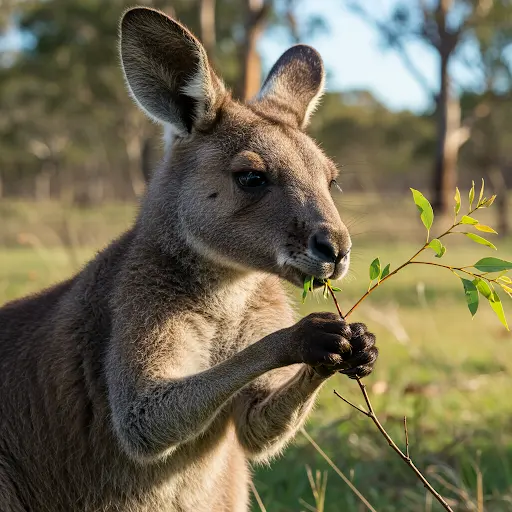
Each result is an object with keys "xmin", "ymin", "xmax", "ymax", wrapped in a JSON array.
[{"xmin": 0, "ymin": 8, "xmax": 378, "ymax": 511}]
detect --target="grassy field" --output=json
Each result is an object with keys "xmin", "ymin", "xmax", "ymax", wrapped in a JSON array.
[{"xmin": 1, "ymin": 196, "xmax": 512, "ymax": 511}]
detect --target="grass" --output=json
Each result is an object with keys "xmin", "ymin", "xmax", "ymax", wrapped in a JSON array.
[{"xmin": 1, "ymin": 195, "xmax": 512, "ymax": 511}]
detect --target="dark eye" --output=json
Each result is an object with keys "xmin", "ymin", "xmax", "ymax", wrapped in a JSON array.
[{"xmin": 234, "ymin": 171, "xmax": 268, "ymax": 190}]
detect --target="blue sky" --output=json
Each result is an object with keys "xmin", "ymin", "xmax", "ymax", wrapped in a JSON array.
[
  {"xmin": 260, "ymin": 0, "xmax": 439, "ymax": 113},
  {"xmin": 1, "ymin": 0, "xmax": 448, "ymax": 113}
]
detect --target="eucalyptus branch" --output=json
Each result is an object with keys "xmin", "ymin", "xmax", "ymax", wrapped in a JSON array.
[
  {"xmin": 326, "ymin": 283, "xmax": 455, "ymax": 512},
  {"xmin": 302, "ymin": 180, "xmax": 510, "ymax": 511}
]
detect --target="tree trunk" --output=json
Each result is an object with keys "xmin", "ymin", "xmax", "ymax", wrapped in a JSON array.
[
  {"xmin": 200, "ymin": 0, "xmax": 216, "ymax": 66},
  {"xmin": 35, "ymin": 162, "xmax": 53, "ymax": 201},
  {"xmin": 239, "ymin": 0, "xmax": 270, "ymax": 101},
  {"xmin": 488, "ymin": 166, "xmax": 510, "ymax": 237},
  {"xmin": 432, "ymin": 53, "xmax": 457, "ymax": 214}
]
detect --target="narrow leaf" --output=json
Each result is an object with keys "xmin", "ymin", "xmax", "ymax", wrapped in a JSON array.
[
  {"xmin": 454, "ymin": 187, "xmax": 461, "ymax": 215},
  {"xmin": 380, "ymin": 263, "xmax": 391, "ymax": 280},
  {"xmin": 461, "ymin": 278, "xmax": 479, "ymax": 317},
  {"xmin": 464, "ymin": 233, "xmax": 497, "ymax": 250},
  {"xmin": 302, "ymin": 290, "xmax": 308, "ymax": 303},
  {"xmin": 473, "ymin": 277, "xmax": 493, "ymax": 300},
  {"xmin": 331, "ymin": 286, "xmax": 342, "ymax": 292},
  {"xmin": 460, "ymin": 215, "xmax": 479, "ymax": 225},
  {"xmin": 475, "ymin": 224, "xmax": 498, "ymax": 234},
  {"xmin": 499, "ymin": 284, "xmax": 512, "ymax": 295},
  {"xmin": 369, "ymin": 258, "xmax": 381, "ymax": 281},
  {"xmin": 410, "ymin": 188, "xmax": 434, "ymax": 232},
  {"xmin": 483, "ymin": 195, "xmax": 496, "ymax": 208},
  {"xmin": 473, "ymin": 258, "xmax": 512, "ymax": 273},
  {"xmin": 497, "ymin": 275, "xmax": 512, "ymax": 284},
  {"xmin": 427, "ymin": 239, "xmax": 446, "ymax": 258},
  {"xmin": 469, "ymin": 181, "xmax": 475, "ymax": 210},
  {"xmin": 303, "ymin": 275, "xmax": 314, "ymax": 297},
  {"xmin": 478, "ymin": 178, "xmax": 485, "ymax": 205},
  {"xmin": 489, "ymin": 291, "xmax": 509, "ymax": 330}
]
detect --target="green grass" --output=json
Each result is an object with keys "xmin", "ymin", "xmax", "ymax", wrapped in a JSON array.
[{"xmin": 1, "ymin": 197, "xmax": 512, "ymax": 511}]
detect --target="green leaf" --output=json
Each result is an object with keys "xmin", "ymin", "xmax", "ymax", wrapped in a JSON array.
[
  {"xmin": 331, "ymin": 286, "xmax": 342, "ymax": 292},
  {"xmin": 427, "ymin": 239, "xmax": 446, "ymax": 258},
  {"xmin": 499, "ymin": 283, "xmax": 512, "ymax": 296},
  {"xmin": 482, "ymin": 195, "xmax": 496, "ymax": 208},
  {"xmin": 473, "ymin": 258, "xmax": 512, "ymax": 273},
  {"xmin": 461, "ymin": 278, "xmax": 479, "ymax": 317},
  {"xmin": 469, "ymin": 181, "xmax": 475, "ymax": 210},
  {"xmin": 454, "ymin": 187, "xmax": 461, "ymax": 215},
  {"xmin": 497, "ymin": 275, "xmax": 512, "ymax": 284},
  {"xmin": 474, "ymin": 224, "xmax": 498, "ymax": 234},
  {"xmin": 410, "ymin": 188, "xmax": 434, "ymax": 232},
  {"xmin": 303, "ymin": 275, "xmax": 314, "ymax": 302},
  {"xmin": 323, "ymin": 285, "xmax": 329, "ymax": 299},
  {"xmin": 460, "ymin": 215, "xmax": 479, "ymax": 225},
  {"xmin": 478, "ymin": 178, "xmax": 485, "ymax": 205},
  {"xmin": 380, "ymin": 263, "xmax": 391, "ymax": 280},
  {"xmin": 489, "ymin": 291, "xmax": 509, "ymax": 330},
  {"xmin": 473, "ymin": 277, "xmax": 493, "ymax": 300},
  {"xmin": 464, "ymin": 233, "xmax": 497, "ymax": 250},
  {"xmin": 369, "ymin": 258, "xmax": 381, "ymax": 281}
]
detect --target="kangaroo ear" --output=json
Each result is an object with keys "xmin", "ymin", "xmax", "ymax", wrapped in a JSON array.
[
  {"xmin": 256, "ymin": 45, "xmax": 325, "ymax": 129},
  {"xmin": 120, "ymin": 7, "xmax": 225, "ymax": 135}
]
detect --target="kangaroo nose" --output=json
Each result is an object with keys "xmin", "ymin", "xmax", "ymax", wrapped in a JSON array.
[{"xmin": 309, "ymin": 233, "xmax": 339, "ymax": 264}]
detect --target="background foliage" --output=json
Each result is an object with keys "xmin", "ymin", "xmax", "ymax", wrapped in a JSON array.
[{"xmin": 1, "ymin": 0, "xmax": 512, "ymax": 510}]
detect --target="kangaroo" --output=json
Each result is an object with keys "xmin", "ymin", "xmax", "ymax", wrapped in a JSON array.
[{"xmin": 0, "ymin": 7, "xmax": 378, "ymax": 512}]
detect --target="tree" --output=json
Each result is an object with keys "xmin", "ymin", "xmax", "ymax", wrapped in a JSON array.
[{"xmin": 345, "ymin": 0, "xmax": 512, "ymax": 214}]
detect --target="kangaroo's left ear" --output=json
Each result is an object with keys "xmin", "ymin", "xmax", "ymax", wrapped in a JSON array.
[{"xmin": 254, "ymin": 44, "xmax": 325, "ymax": 129}]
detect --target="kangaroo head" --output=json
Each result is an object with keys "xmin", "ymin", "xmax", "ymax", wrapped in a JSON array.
[{"xmin": 120, "ymin": 7, "xmax": 351, "ymax": 287}]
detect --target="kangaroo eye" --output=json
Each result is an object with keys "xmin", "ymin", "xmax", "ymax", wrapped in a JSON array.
[{"xmin": 234, "ymin": 171, "xmax": 268, "ymax": 190}]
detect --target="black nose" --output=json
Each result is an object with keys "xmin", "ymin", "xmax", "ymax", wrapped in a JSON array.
[{"xmin": 309, "ymin": 233, "xmax": 339, "ymax": 264}]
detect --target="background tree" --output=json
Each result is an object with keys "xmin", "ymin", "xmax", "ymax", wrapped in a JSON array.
[
  {"xmin": 345, "ymin": 0, "xmax": 512, "ymax": 214},
  {"xmin": 0, "ymin": 0, "xmax": 510, "ymax": 208}
]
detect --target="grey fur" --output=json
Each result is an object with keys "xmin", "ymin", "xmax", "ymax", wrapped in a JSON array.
[{"xmin": 0, "ymin": 7, "xmax": 378, "ymax": 511}]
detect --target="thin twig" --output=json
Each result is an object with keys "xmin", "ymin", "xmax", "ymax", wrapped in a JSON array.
[
  {"xmin": 337, "ymin": 379, "xmax": 455, "ymax": 512},
  {"xmin": 316, "ymin": 201, "xmax": 497, "ymax": 511},
  {"xmin": 333, "ymin": 389, "xmax": 369, "ymax": 416},
  {"xmin": 408, "ymin": 261, "xmax": 491, "ymax": 281},
  {"xmin": 249, "ymin": 480, "xmax": 267, "ymax": 512},
  {"xmin": 327, "ymin": 285, "xmax": 344, "ymax": 317},
  {"xmin": 301, "ymin": 428, "xmax": 378, "ymax": 512},
  {"xmin": 326, "ymin": 286, "xmax": 454, "ymax": 511},
  {"xmin": 404, "ymin": 416, "xmax": 410, "ymax": 459}
]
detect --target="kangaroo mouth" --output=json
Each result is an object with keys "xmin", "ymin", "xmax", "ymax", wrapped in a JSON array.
[
  {"xmin": 281, "ymin": 264, "xmax": 344, "ymax": 289},
  {"xmin": 279, "ymin": 252, "xmax": 350, "ymax": 288}
]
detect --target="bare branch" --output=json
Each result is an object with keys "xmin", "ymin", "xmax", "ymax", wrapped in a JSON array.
[
  {"xmin": 333, "ymin": 389, "xmax": 369, "ymax": 416},
  {"xmin": 404, "ymin": 416, "xmax": 410, "ymax": 459}
]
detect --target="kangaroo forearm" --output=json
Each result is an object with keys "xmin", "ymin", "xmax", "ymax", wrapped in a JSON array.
[
  {"xmin": 111, "ymin": 331, "xmax": 289, "ymax": 460},
  {"xmin": 235, "ymin": 366, "xmax": 324, "ymax": 460}
]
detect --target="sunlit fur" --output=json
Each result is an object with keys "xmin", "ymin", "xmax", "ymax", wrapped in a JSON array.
[{"xmin": 0, "ymin": 7, "xmax": 360, "ymax": 512}]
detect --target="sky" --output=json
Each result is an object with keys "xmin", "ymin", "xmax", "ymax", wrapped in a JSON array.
[
  {"xmin": 260, "ymin": 0, "xmax": 440, "ymax": 113},
  {"xmin": 0, "ymin": 0, "xmax": 468, "ymax": 114}
]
